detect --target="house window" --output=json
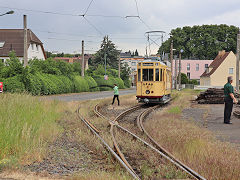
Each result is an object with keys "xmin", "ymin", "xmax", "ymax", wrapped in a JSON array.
[
  {"xmin": 0, "ymin": 59, "xmax": 4, "ymax": 63},
  {"xmin": 187, "ymin": 72, "xmax": 190, "ymax": 79},
  {"xmin": 0, "ymin": 41, "xmax": 5, "ymax": 48},
  {"xmin": 31, "ymin": 44, "xmax": 34, "ymax": 50},
  {"xmin": 196, "ymin": 64, "xmax": 199, "ymax": 71},
  {"xmin": 36, "ymin": 45, "xmax": 39, "ymax": 51},
  {"xmin": 131, "ymin": 62, "xmax": 136, "ymax": 66},
  {"xmin": 205, "ymin": 64, "xmax": 208, "ymax": 70},
  {"xmin": 229, "ymin": 68, "xmax": 234, "ymax": 74},
  {"xmin": 187, "ymin": 63, "xmax": 190, "ymax": 71}
]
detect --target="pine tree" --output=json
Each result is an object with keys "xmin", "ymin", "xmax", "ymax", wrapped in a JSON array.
[{"xmin": 93, "ymin": 36, "xmax": 120, "ymax": 69}]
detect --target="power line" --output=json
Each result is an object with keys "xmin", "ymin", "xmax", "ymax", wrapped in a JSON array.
[
  {"xmin": 0, "ymin": 6, "xmax": 82, "ymax": 16},
  {"xmin": 87, "ymin": 14, "xmax": 125, "ymax": 18},
  {"xmin": 84, "ymin": 0, "xmax": 94, "ymax": 15},
  {"xmin": 83, "ymin": 16, "xmax": 103, "ymax": 35},
  {"xmin": 46, "ymin": 37, "xmax": 101, "ymax": 43},
  {"xmin": 134, "ymin": 0, "xmax": 140, "ymax": 16},
  {"xmin": 33, "ymin": 29, "xmax": 101, "ymax": 38}
]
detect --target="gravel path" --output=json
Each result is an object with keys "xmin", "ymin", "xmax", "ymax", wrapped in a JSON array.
[{"xmin": 182, "ymin": 103, "xmax": 240, "ymax": 149}]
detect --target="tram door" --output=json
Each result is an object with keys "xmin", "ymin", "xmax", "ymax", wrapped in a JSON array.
[{"xmin": 137, "ymin": 69, "xmax": 142, "ymax": 96}]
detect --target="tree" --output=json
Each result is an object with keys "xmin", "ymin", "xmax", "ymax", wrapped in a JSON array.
[
  {"xmin": 177, "ymin": 73, "xmax": 188, "ymax": 84},
  {"xmin": 120, "ymin": 63, "xmax": 131, "ymax": 87},
  {"xmin": 93, "ymin": 36, "xmax": 120, "ymax": 69},
  {"xmin": 159, "ymin": 25, "xmax": 239, "ymax": 60},
  {"xmin": 134, "ymin": 49, "xmax": 139, "ymax": 56}
]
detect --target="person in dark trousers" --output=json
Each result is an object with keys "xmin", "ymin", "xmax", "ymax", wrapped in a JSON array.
[
  {"xmin": 112, "ymin": 84, "xmax": 120, "ymax": 106},
  {"xmin": 224, "ymin": 76, "xmax": 237, "ymax": 124}
]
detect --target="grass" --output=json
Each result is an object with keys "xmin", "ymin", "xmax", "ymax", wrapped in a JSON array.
[
  {"xmin": 0, "ymin": 93, "xmax": 62, "ymax": 169},
  {"xmin": 145, "ymin": 89, "xmax": 240, "ymax": 180}
]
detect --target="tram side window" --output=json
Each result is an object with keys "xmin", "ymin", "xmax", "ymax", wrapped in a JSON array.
[
  {"xmin": 160, "ymin": 69, "xmax": 163, "ymax": 81},
  {"xmin": 155, "ymin": 69, "xmax": 159, "ymax": 81},
  {"xmin": 142, "ymin": 69, "xmax": 153, "ymax": 81},
  {"xmin": 138, "ymin": 69, "xmax": 141, "ymax": 81}
]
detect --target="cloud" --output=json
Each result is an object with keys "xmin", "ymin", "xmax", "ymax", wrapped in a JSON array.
[{"xmin": 1, "ymin": 0, "xmax": 240, "ymax": 55}]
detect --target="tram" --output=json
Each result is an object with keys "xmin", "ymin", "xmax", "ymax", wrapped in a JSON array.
[{"xmin": 136, "ymin": 60, "xmax": 171, "ymax": 103}]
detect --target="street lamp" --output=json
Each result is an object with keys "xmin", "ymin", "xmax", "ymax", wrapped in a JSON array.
[
  {"xmin": 178, "ymin": 49, "xmax": 184, "ymax": 90},
  {"xmin": 0, "ymin": 10, "xmax": 14, "ymax": 16}
]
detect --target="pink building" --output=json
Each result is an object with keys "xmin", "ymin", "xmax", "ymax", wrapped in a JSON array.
[{"xmin": 172, "ymin": 59, "xmax": 213, "ymax": 80}]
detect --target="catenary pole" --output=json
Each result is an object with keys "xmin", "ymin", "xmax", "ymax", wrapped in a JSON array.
[
  {"xmin": 81, "ymin": 40, "xmax": 85, "ymax": 77},
  {"xmin": 170, "ymin": 39, "xmax": 173, "ymax": 89},
  {"xmin": 23, "ymin": 15, "xmax": 28, "ymax": 67},
  {"xmin": 236, "ymin": 30, "xmax": 240, "ymax": 93},
  {"xmin": 178, "ymin": 52, "xmax": 181, "ymax": 90}
]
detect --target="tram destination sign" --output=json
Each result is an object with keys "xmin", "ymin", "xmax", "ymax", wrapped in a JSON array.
[{"xmin": 143, "ymin": 63, "xmax": 153, "ymax": 66}]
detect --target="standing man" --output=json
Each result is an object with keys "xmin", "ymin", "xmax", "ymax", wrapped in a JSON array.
[
  {"xmin": 112, "ymin": 84, "xmax": 120, "ymax": 106},
  {"xmin": 224, "ymin": 76, "xmax": 237, "ymax": 124}
]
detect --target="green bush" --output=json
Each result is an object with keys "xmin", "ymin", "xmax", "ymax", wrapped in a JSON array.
[
  {"xmin": 73, "ymin": 76, "xmax": 89, "ymax": 92},
  {"xmin": 3, "ymin": 76, "xmax": 25, "ymax": 93},
  {"xmin": 85, "ymin": 76, "xmax": 99, "ymax": 92},
  {"xmin": 93, "ymin": 75, "xmax": 113, "ymax": 91},
  {"xmin": 123, "ymin": 78, "xmax": 131, "ymax": 88},
  {"xmin": 36, "ymin": 73, "xmax": 58, "ymax": 95},
  {"xmin": 25, "ymin": 74, "xmax": 42, "ymax": 95},
  {"xmin": 93, "ymin": 76, "xmax": 125, "ymax": 91},
  {"xmin": 114, "ymin": 78, "xmax": 125, "ymax": 89},
  {"xmin": 58, "ymin": 75, "xmax": 74, "ymax": 93}
]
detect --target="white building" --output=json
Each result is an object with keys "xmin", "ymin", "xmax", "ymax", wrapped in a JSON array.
[{"xmin": 0, "ymin": 29, "xmax": 46, "ymax": 63}]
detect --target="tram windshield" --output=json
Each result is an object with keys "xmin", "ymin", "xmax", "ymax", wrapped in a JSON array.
[{"xmin": 142, "ymin": 69, "xmax": 153, "ymax": 81}]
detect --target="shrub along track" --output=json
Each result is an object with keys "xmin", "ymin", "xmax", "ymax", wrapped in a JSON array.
[{"xmin": 93, "ymin": 101, "xmax": 206, "ymax": 180}]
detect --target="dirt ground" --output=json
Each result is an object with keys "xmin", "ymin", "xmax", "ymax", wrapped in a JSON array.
[{"xmin": 182, "ymin": 102, "xmax": 240, "ymax": 149}]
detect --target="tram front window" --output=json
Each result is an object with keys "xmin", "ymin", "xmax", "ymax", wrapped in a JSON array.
[{"xmin": 142, "ymin": 69, "xmax": 153, "ymax": 81}]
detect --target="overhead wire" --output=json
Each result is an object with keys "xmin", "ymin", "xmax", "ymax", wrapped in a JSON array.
[{"xmin": 84, "ymin": 0, "xmax": 94, "ymax": 15}]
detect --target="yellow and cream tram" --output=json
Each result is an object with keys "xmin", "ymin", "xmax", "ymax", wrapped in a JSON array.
[{"xmin": 136, "ymin": 60, "xmax": 171, "ymax": 103}]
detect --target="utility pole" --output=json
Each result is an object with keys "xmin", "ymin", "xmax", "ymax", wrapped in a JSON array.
[
  {"xmin": 81, "ymin": 40, "xmax": 84, "ymax": 77},
  {"xmin": 236, "ymin": 30, "xmax": 240, "ymax": 93},
  {"xmin": 178, "ymin": 52, "xmax": 181, "ymax": 90},
  {"xmin": 178, "ymin": 49, "xmax": 184, "ymax": 90},
  {"xmin": 170, "ymin": 39, "xmax": 173, "ymax": 90},
  {"xmin": 118, "ymin": 54, "xmax": 121, "ymax": 78},
  {"xmin": 104, "ymin": 53, "xmax": 107, "ymax": 75},
  {"xmin": 174, "ymin": 57, "xmax": 178, "ymax": 89},
  {"xmin": 23, "ymin": 15, "xmax": 28, "ymax": 67}
]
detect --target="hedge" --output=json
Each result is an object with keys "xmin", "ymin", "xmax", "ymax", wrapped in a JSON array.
[
  {"xmin": 93, "ymin": 75, "xmax": 125, "ymax": 91},
  {"xmin": 3, "ymin": 76, "xmax": 25, "ymax": 93},
  {"xmin": 114, "ymin": 78, "xmax": 125, "ymax": 89},
  {"xmin": 85, "ymin": 76, "xmax": 99, "ymax": 92},
  {"xmin": 73, "ymin": 76, "xmax": 89, "ymax": 92},
  {"xmin": 25, "ymin": 73, "xmax": 42, "ymax": 95},
  {"xmin": 123, "ymin": 79, "xmax": 131, "ymax": 88}
]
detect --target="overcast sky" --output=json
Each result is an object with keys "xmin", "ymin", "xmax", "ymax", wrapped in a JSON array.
[{"xmin": 1, "ymin": 0, "xmax": 240, "ymax": 56}]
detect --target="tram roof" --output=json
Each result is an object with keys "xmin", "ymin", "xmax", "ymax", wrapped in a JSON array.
[{"xmin": 142, "ymin": 59, "xmax": 168, "ymax": 66}]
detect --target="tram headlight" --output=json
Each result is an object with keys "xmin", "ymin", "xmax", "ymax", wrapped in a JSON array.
[{"xmin": 146, "ymin": 90, "xmax": 150, "ymax": 94}]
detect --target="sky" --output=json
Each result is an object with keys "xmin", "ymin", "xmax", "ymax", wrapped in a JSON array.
[{"xmin": 1, "ymin": 0, "xmax": 240, "ymax": 56}]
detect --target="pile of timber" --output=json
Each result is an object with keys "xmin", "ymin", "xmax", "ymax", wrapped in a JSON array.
[
  {"xmin": 196, "ymin": 88, "xmax": 225, "ymax": 104},
  {"xmin": 196, "ymin": 88, "xmax": 240, "ymax": 104}
]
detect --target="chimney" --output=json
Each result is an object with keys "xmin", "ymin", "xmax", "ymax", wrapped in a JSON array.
[{"xmin": 218, "ymin": 50, "xmax": 226, "ymax": 57}]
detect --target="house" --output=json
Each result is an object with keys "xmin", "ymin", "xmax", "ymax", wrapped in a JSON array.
[
  {"xmin": 53, "ymin": 54, "xmax": 92, "ymax": 70},
  {"xmin": 0, "ymin": 29, "xmax": 46, "ymax": 62},
  {"xmin": 172, "ymin": 59, "xmax": 213, "ymax": 80},
  {"xmin": 200, "ymin": 50, "xmax": 236, "ymax": 87}
]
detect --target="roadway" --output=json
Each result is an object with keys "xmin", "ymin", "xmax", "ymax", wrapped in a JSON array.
[{"xmin": 45, "ymin": 88, "xmax": 136, "ymax": 102}]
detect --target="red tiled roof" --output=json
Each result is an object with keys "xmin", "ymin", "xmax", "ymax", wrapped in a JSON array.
[
  {"xmin": 0, "ymin": 29, "xmax": 45, "ymax": 58},
  {"xmin": 200, "ymin": 51, "xmax": 230, "ymax": 77}
]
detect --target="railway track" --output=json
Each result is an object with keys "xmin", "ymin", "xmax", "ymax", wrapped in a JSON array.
[
  {"xmin": 94, "ymin": 102, "xmax": 206, "ymax": 180},
  {"xmin": 76, "ymin": 107, "xmax": 140, "ymax": 179}
]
